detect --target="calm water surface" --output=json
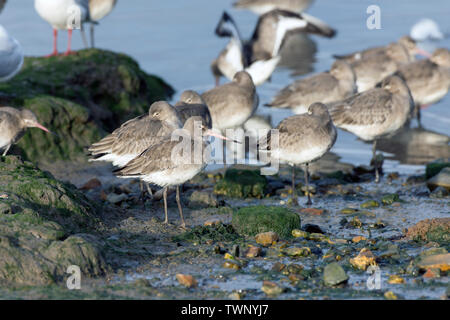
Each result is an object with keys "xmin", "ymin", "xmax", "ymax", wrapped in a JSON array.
[{"xmin": 2, "ymin": 0, "xmax": 449, "ymax": 174}]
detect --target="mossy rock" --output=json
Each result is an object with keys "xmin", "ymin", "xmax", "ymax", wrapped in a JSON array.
[
  {"xmin": 214, "ymin": 169, "xmax": 267, "ymax": 198},
  {"xmin": 172, "ymin": 223, "xmax": 241, "ymax": 244},
  {"xmin": 232, "ymin": 205, "xmax": 300, "ymax": 238},
  {"xmin": 405, "ymin": 218, "xmax": 450, "ymax": 245},
  {"xmin": 0, "ymin": 49, "xmax": 174, "ymax": 162},
  {"xmin": 0, "ymin": 156, "xmax": 107, "ymax": 285},
  {"xmin": 13, "ymin": 95, "xmax": 103, "ymax": 162},
  {"xmin": 425, "ymin": 160, "xmax": 450, "ymax": 179}
]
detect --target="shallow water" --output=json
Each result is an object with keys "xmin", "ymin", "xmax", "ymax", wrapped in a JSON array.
[{"xmin": 2, "ymin": 0, "xmax": 449, "ymax": 174}]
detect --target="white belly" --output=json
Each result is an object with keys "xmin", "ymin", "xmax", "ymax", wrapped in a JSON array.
[
  {"xmin": 142, "ymin": 165, "xmax": 205, "ymax": 187},
  {"xmin": 35, "ymin": 0, "xmax": 87, "ymax": 29},
  {"xmin": 90, "ymin": 0, "xmax": 115, "ymax": 21},
  {"xmin": 273, "ymin": 145, "xmax": 329, "ymax": 166}
]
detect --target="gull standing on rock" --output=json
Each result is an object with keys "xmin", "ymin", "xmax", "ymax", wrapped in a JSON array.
[
  {"xmin": 267, "ymin": 60, "xmax": 356, "ymax": 114},
  {"xmin": 0, "ymin": 25, "xmax": 24, "ymax": 82},
  {"xmin": 0, "ymin": 107, "xmax": 50, "ymax": 156},
  {"xmin": 34, "ymin": 0, "xmax": 91, "ymax": 56},
  {"xmin": 88, "ymin": 0, "xmax": 117, "ymax": 48},
  {"xmin": 329, "ymin": 75, "xmax": 414, "ymax": 183},
  {"xmin": 114, "ymin": 116, "xmax": 232, "ymax": 228},
  {"xmin": 259, "ymin": 103, "xmax": 337, "ymax": 205}
]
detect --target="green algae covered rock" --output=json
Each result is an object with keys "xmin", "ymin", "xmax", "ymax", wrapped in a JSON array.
[
  {"xmin": 0, "ymin": 156, "xmax": 107, "ymax": 285},
  {"xmin": 214, "ymin": 169, "xmax": 267, "ymax": 198},
  {"xmin": 405, "ymin": 218, "xmax": 450, "ymax": 245},
  {"xmin": 425, "ymin": 160, "xmax": 450, "ymax": 179},
  {"xmin": 232, "ymin": 205, "xmax": 300, "ymax": 238},
  {"xmin": 0, "ymin": 49, "xmax": 174, "ymax": 162}
]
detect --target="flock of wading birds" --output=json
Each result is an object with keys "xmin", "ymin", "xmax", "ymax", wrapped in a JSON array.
[{"xmin": 0, "ymin": 0, "xmax": 449, "ymax": 228}]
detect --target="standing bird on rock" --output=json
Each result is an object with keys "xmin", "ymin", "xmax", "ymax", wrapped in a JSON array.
[
  {"xmin": 329, "ymin": 75, "xmax": 414, "ymax": 183},
  {"xmin": 233, "ymin": 0, "xmax": 314, "ymax": 15},
  {"xmin": 34, "ymin": 0, "xmax": 91, "ymax": 56},
  {"xmin": 0, "ymin": 25, "xmax": 24, "ymax": 82},
  {"xmin": 394, "ymin": 48, "xmax": 450, "ymax": 125},
  {"xmin": 114, "ymin": 116, "xmax": 232, "ymax": 228},
  {"xmin": 0, "ymin": 107, "xmax": 50, "ymax": 156},
  {"xmin": 88, "ymin": 0, "xmax": 117, "ymax": 48},
  {"xmin": 267, "ymin": 60, "xmax": 356, "ymax": 114},
  {"xmin": 259, "ymin": 103, "xmax": 337, "ymax": 205}
]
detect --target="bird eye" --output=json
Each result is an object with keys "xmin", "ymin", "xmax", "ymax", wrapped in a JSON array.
[{"xmin": 153, "ymin": 112, "xmax": 160, "ymax": 117}]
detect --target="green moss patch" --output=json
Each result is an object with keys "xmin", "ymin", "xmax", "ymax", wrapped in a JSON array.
[
  {"xmin": 214, "ymin": 169, "xmax": 267, "ymax": 198},
  {"xmin": 232, "ymin": 205, "xmax": 301, "ymax": 238}
]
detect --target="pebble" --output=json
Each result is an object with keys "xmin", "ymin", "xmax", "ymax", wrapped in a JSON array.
[
  {"xmin": 204, "ymin": 219, "xmax": 222, "ymax": 227},
  {"xmin": 417, "ymin": 253, "xmax": 450, "ymax": 272},
  {"xmin": 299, "ymin": 208, "xmax": 324, "ymax": 215},
  {"xmin": 255, "ymin": 231, "xmax": 279, "ymax": 247},
  {"xmin": 350, "ymin": 248, "xmax": 377, "ymax": 270},
  {"xmin": 261, "ymin": 281, "xmax": 284, "ymax": 296},
  {"xmin": 246, "ymin": 246, "xmax": 262, "ymax": 258},
  {"xmin": 176, "ymin": 274, "xmax": 198, "ymax": 288},
  {"xmin": 381, "ymin": 194, "xmax": 400, "ymax": 205},
  {"xmin": 388, "ymin": 275, "xmax": 405, "ymax": 284},
  {"xmin": 80, "ymin": 178, "xmax": 102, "ymax": 190},
  {"xmin": 423, "ymin": 268, "xmax": 440, "ymax": 279},
  {"xmin": 223, "ymin": 260, "xmax": 241, "ymax": 270},
  {"xmin": 106, "ymin": 193, "xmax": 127, "ymax": 204},
  {"xmin": 426, "ymin": 167, "xmax": 450, "ymax": 191},
  {"xmin": 384, "ymin": 291, "xmax": 398, "ymax": 300},
  {"xmin": 292, "ymin": 229, "xmax": 309, "ymax": 238},
  {"xmin": 282, "ymin": 247, "xmax": 311, "ymax": 257},
  {"xmin": 352, "ymin": 236, "xmax": 367, "ymax": 243},
  {"xmin": 360, "ymin": 200, "xmax": 379, "ymax": 209},
  {"xmin": 323, "ymin": 262, "xmax": 349, "ymax": 286}
]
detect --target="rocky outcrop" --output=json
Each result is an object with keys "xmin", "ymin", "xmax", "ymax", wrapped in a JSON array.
[
  {"xmin": 0, "ymin": 156, "xmax": 107, "ymax": 285},
  {"xmin": 0, "ymin": 49, "xmax": 174, "ymax": 163}
]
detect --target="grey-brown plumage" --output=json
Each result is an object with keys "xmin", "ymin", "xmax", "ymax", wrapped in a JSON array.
[
  {"xmin": 0, "ymin": 107, "xmax": 50, "ymax": 156},
  {"xmin": 233, "ymin": 0, "xmax": 314, "ymax": 15},
  {"xmin": 267, "ymin": 60, "xmax": 356, "ymax": 114},
  {"xmin": 394, "ymin": 48, "xmax": 450, "ymax": 124},
  {"xmin": 334, "ymin": 36, "xmax": 419, "ymax": 64},
  {"xmin": 115, "ymin": 116, "xmax": 212, "ymax": 227},
  {"xmin": 88, "ymin": 101, "xmax": 182, "ymax": 167},
  {"xmin": 329, "ymin": 75, "xmax": 414, "ymax": 182},
  {"xmin": 202, "ymin": 71, "xmax": 258, "ymax": 131},
  {"xmin": 174, "ymin": 90, "xmax": 213, "ymax": 129},
  {"xmin": 260, "ymin": 103, "xmax": 337, "ymax": 205},
  {"xmin": 351, "ymin": 42, "xmax": 413, "ymax": 92}
]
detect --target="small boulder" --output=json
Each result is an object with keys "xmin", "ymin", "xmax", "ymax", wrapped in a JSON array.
[{"xmin": 323, "ymin": 262, "xmax": 349, "ymax": 286}]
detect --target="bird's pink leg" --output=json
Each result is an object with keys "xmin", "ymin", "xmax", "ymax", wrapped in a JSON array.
[
  {"xmin": 45, "ymin": 29, "xmax": 58, "ymax": 57},
  {"xmin": 63, "ymin": 29, "xmax": 76, "ymax": 56}
]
